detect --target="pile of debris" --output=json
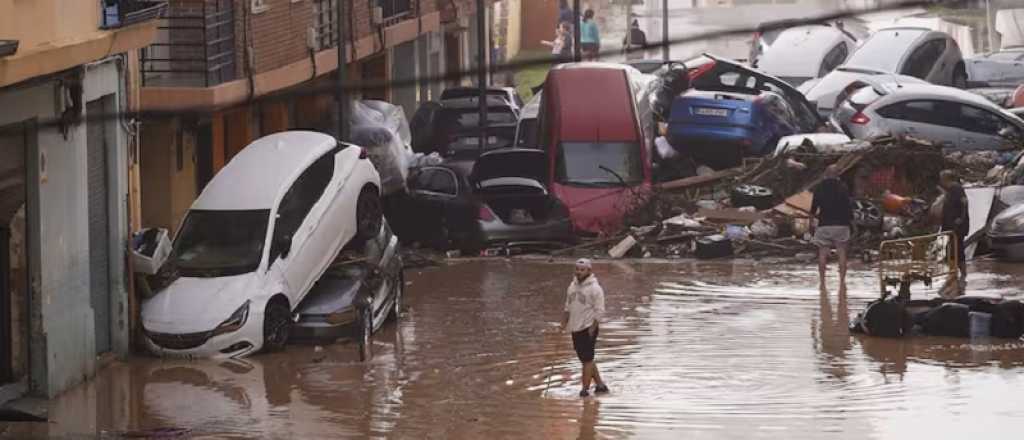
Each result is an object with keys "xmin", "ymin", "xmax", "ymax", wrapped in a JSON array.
[{"xmin": 558, "ymin": 137, "xmax": 960, "ymax": 262}]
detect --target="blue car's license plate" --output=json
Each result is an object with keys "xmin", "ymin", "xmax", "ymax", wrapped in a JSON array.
[{"xmin": 695, "ymin": 107, "xmax": 729, "ymax": 117}]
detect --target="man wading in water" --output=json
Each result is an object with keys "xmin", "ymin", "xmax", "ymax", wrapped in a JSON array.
[
  {"xmin": 560, "ymin": 259, "xmax": 609, "ymax": 397},
  {"xmin": 811, "ymin": 165, "xmax": 853, "ymax": 295}
]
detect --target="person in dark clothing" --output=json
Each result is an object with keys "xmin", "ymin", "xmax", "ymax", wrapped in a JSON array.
[
  {"xmin": 940, "ymin": 169, "xmax": 970, "ymax": 284},
  {"xmin": 558, "ymin": 0, "xmax": 573, "ymax": 28},
  {"xmin": 622, "ymin": 19, "xmax": 647, "ymax": 60},
  {"xmin": 811, "ymin": 165, "xmax": 853, "ymax": 295}
]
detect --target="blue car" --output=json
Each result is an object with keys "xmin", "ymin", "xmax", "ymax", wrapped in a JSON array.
[{"xmin": 667, "ymin": 89, "xmax": 804, "ymax": 169}]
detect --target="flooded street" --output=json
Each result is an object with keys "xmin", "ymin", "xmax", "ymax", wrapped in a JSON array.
[{"xmin": 5, "ymin": 259, "xmax": 1024, "ymax": 439}]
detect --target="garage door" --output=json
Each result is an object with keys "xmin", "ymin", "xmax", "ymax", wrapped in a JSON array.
[{"xmin": 87, "ymin": 98, "xmax": 112, "ymax": 354}]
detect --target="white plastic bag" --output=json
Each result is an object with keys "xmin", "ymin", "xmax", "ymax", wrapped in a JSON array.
[
  {"xmin": 350, "ymin": 100, "xmax": 414, "ymax": 195},
  {"xmin": 132, "ymin": 228, "xmax": 171, "ymax": 275}
]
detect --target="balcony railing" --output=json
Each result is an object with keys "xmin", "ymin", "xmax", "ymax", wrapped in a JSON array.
[
  {"xmin": 314, "ymin": 0, "xmax": 339, "ymax": 50},
  {"xmin": 141, "ymin": 0, "xmax": 236, "ymax": 88},
  {"xmin": 380, "ymin": 0, "xmax": 413, "ymax": 26},
  {"xmin": 100, "ymin": 0, "xmax": 169, "ymax": 29}
]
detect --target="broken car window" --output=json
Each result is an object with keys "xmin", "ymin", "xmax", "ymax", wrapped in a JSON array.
[{"xmin": 171, "ymin": 209, "xmax": 270, "ymax": 277}]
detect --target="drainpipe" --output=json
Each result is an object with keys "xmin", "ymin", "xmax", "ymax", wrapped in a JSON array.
[
  {"xmin": 662, "ymin": 0, "xmax": 669, "ymax": 61},
  {"xmin": 573, "ymin": 0, "xmax": 581, "ymax": 62},
  {"xmin": 477, "ymin": 0, "xmax": 488, "ymax": 153}
]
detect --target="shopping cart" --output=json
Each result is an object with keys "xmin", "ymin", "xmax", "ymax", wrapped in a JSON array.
[{"xmin": 877, "ymin": 231, "xmax": 958, "ymax": 300}]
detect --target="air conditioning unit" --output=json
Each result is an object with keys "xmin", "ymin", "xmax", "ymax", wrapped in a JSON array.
[
  {"xmin": 371, "ymin": 6, "xmax": 383, "ymax": 24},
  {"xmin": 428, "ymin": 32, "xmax": 443, "ymax": 54}
]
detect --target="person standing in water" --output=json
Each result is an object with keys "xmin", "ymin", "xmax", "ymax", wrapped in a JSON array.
[
  {"xmin": 811, "ymin": 165, "xmax": 853, "ymax": 295},
  {"xmin": 560, "ymin": 258, "xmax": 609, "ymax": 397}
]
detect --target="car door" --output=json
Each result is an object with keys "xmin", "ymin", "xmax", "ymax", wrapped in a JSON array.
[
  {"xmin": 875, "ymin": 99, "xmax": 961, "ymax": 145},
  {"xmin": 901, "ymin": 39, "xmax": 948, "ymax": 83},
  {"xmin": 408, "ymin": 167, "xmax": 459, "ymax": 246},
  {"xmin": 956, "ymin": 103, "xmax": 1024, "ymax": 150},
  {"xmin": 270, "ymin": 151, "xmax": 338, "ymax": 305}
]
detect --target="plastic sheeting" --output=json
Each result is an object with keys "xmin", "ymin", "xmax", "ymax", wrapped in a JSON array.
[{"xmin": 350, "ymin": 100, "xmax": 414, "ymax": 195}]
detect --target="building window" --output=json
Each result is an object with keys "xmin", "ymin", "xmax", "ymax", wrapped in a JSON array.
[
  {"xmin": 380, "ymin": 0, "xmax": 412, "ymax": 20},
  {"xmin": 314, "ymin": 0, "xmax": 338, "ymax": 50}
]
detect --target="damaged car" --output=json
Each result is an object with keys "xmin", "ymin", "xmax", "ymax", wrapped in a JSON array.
[
  {"xmin": 832, "ymin": 82, "xmax": 1024, "ymax": 150},
  {"xmin": 754, "ymin": 24, "xmax": 857, "ymax": 88},
  {"xmin": 290, "ymin": 220, "xmax": 403, "ymax": 359},
  {"xmin": 142, "ymin": 131, "xmax": 383, "ymax": 358},
  {"xmin": 395, "ymin": 148, "xmax": 573, "ymax": 254},
  {"xmin": 988, "ymin": 203, "xmax": 1024, "ymax": 262},
  {"xmin": 965, "ymin": 46, "xmax": 1024, "ymax": 88}
]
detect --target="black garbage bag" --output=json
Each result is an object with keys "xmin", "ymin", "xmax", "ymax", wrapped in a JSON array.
[
  {"xmin": 650, "ymin": 63, "xmax": 690, "ymax": 120},
  {"xmin": 991, "ymin": 300, "xmax": 1024, "ymax": 338},
  {"xmin": 854, "ymin": 296, "xmax": 910, "ymax": 337},
  {"xmin": 922, "ymin": 303, "xmax": 971, "ymax": 337}
]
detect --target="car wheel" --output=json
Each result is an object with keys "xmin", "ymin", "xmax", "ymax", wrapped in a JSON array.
[
  {"xmin": 953, "ymin": 64, "xmax": 968, "ymax": 89},
  {"xmin": 389, "ymin": 271, "xmax": 404, "ymax": 322},
  {"xmin": 731, "ymin": 184, "xmax": 774, "ymax": 210},
  {"xmin": 355, "ymin": 187, "xmax": 383, "ymax": 243},
  {"xmin": 262, "ymin": 301, "xmax": 291, "ymax": 353},
  {"xmin": 357, "ymin": 306, "xmax": 374, "ymax": 362}
]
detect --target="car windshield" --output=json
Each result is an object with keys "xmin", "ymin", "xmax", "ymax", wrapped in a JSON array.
[
  {"xmin": 171, "ymin": 209, "xmax": 269, "ymax": 277},
  {"xmin": 845, "ymin": 29, "xmax": 925, "ymax": 72},
  {"xmin": 556, "ymin": 142, "xmax": 644, "ymax": 187}
]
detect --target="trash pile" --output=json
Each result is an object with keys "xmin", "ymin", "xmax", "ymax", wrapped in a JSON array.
[{"xmin": 553, "ymin": 136, "xmax": 965, "ymax": 262}]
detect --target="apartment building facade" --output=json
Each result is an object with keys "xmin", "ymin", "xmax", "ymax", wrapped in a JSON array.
[{"xmin": 0, "ymin": 0, "xmax": 163, "ymax": 399}]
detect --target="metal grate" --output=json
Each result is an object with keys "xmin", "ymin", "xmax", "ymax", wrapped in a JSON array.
[
  {"xmin": 141, "ymin": 0, "xmax": 236, "ymax": 87},
  {"xmin": 146, "ymin": 330, "xmax": 214, "ymax": 350}
]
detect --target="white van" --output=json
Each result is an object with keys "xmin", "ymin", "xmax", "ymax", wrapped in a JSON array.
[{"xmin": 142, "ymin": 131, "xmax": 382, "ymax": 358}]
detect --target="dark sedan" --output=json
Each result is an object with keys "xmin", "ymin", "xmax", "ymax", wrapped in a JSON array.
[
  {"xmin": 290, "ymin": 220, "xmax": 403, "ymax": 359},
  {"xmin": 391, "ymin": 148, "xmax": 574, "ymax": 254}
]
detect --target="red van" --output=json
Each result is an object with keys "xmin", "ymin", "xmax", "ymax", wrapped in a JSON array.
[{"xmin": 540, "ymin": 63, "xmax": 653, "ymax": 235}]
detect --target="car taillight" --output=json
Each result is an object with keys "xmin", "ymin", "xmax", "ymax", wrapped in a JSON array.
[
  {"xmin": 478, "ymin": 205, "xmax": 496, "ymax": 221},
  {"xmin": 850, "ymin": 112, "xmax": 870, "ymax": 125},
  {"xmin": 359, "ymin": 147, "xmax": 369, "ymax": 159}
]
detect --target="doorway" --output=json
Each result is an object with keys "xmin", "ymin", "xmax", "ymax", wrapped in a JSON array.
[
  {"xmin": 0, "ymin": 122, "xmax": 29, "ymax": 384},
  {"xmin": 86, "ymin": 97, "xmax": 114, "ymax": 355}
]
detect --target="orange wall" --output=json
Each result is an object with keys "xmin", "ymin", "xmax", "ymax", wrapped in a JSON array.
[{"xmin": 521, "ymin": 0, "xmax": 559, "ymax": 52}]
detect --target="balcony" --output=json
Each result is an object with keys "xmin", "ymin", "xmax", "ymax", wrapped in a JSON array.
[
  {"xmin": 380, "ymin": 0, "xmax": 413, "ymax": 27},
  {"xmin": 141, "ymin": 0, "xmax": 236, "ymax": 88},
  {"xmin": 100, "ymin": 0, "xmax": 169, "ymax": 30},
  {"xmin": 314, "ymin": 0, "xmax": 339, "ymax": 50}
]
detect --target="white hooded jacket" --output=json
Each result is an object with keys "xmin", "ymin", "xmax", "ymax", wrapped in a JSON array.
[{"xmin": 564, "ymin": 275, "xmax": 606, "ymax": 333}]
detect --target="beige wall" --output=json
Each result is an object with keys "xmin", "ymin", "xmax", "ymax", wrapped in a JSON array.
[
  {"xmin": 0, "ymin": 0, "xmax": 102, "ymax": 53},
  {"xmin": 505, "ymin": 0, "xmax": 523, "ymax": 59}
]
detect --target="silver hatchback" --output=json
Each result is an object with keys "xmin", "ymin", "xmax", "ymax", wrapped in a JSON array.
[{"xmin": 832, "ymin": 82, "xmax": 1024, "ymax": 151}]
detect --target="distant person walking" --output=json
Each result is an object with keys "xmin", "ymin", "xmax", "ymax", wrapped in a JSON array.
[
  {"xmin": 622, "ymin": 19, "xmax": 647, "ymax": 60},
  {"xmin": 579, "ymin": 9, "xmax": 601, "ymax": 61},
  {"xmin": 811, "ymin": 165, "xmax": 853, "ymax": 295},
  {"xmin": 558, "ymin": 0, "xmax": 573, "ymax": 29},
  {"xmin": 560, "ymin": 258, "xmax": 609, "ymax": 397},
  {"xmin": 940, "ymin": 169, "xmax": 970, "ymax": 289}
]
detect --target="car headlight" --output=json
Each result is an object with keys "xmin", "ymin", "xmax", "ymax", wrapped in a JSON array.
[{"xmin": 212, "ymin": 301, "xmax": 250, "ymax": 337}]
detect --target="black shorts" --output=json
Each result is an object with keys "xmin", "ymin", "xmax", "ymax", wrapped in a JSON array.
[
  {"xmin": 581, "ymin": 43, "xmax": 599, "ymax": 53},
  {"xmin": 571, "ymin": 326, "xmax": 599, "ymax": 363}
]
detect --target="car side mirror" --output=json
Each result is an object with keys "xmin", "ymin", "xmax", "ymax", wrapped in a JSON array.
[{"xmin": 276, "ymin": 234, "xmax": 293, "ymax": 259}]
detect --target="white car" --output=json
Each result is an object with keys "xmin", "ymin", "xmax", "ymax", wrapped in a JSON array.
[
  {"xmin": 755, "ymin": 25, "xmax": 857, "ymax": 88},
  {"xmin": 142, "ymin": 131, "xmax": 383, "ymax": 358},
  {"xmin": 802, "ymin": 27, "xmax": 968, "ymax": 116},
  {"xmin": 965, "ymin": 46, "xmax": 1024, "ymax": 87},
  {"xmin": 831, "ymin": 83, "xmax": 1024, "ymax": 151}
]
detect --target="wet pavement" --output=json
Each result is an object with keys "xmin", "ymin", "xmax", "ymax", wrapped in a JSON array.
[{"xmin": 3, "ymin": 258, "xmax": 1024, "ymax": 439}]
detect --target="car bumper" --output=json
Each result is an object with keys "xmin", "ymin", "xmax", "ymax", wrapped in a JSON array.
[
  {"xmin": 988, "ymin": 234, "xmax": 1024, "ymax": 261},
  {"xmin": 143, "ymin": 311, "xmax": 264, "ymax": 359},
  {"xmin": 478, "ymin": 217, "xmax": 574, "ymax": 246},
  {"xmin": 668, "ymin": 129, "xmax": 768, "ymax": 158},
  {"xmin": 290, "ymin": 320, "xmax": 359, "ymax": 343}
]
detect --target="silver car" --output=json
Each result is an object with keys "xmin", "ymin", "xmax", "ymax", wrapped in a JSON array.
[
  {"xmin": 832, "ymin": 82, "xmax": 1024, "ymax": 150},
  {"xmin": 802, "ymin": 27, "xmax": 968, "ymax": 116},
  {"xmin": 965, "ymin": 46, "xmax": 1024, "ymax": 87},
  {"xmin": 755, "ymin": 25, "xmax": 857, "ymax": 88}
]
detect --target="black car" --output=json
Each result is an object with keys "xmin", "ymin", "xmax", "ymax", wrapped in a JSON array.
[
  {"xmin": 290, "ymin": 220, "xmax": 403, "ymax": 360},
  {"xmin": 390, "ymin": 148, "xmax": 573, "ymax": 254},
  {"xmin": 410, "ymin": 96, "xmax": 520, "ymax": 156}
]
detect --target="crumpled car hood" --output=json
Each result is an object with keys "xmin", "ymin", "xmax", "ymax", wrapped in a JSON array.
[{"xmin": 142, "ymin": 273, "xmax": 260, "ymax": 333}]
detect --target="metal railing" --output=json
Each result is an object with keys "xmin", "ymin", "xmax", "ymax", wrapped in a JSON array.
[
  {"xmin": 380, "ymin": 0, "xmax": 413, "ymax": 26},
  {"xmin": 141, "ymin": 0, "xmax": 236, "ymax": 88},
  {"xmin": 314, "ymin": 0, "xmax": 339, "ymax": 50}
]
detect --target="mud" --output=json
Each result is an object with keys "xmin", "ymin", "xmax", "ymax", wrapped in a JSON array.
[{"xmin": 4, "ymin": 259, "xmax": 1024, "ymax": 439}]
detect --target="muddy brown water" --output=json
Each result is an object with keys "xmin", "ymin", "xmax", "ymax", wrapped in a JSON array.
[{"xmin": 4, "ymin": 259, "xmax": 1024, "ymax": 439}]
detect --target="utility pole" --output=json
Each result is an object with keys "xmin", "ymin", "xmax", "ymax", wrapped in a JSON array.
[
  {"xmin": 573, "ymin": 0, "xmax": 581, "ymax": 62},
  {"xmin": 336, "ymin": 0, "xmax": 349, "ymax": 142},
  {"xmin": 662, "ymin": 0, "xmax": 669, "ymax": 61},
  {"xmin": 477, "ymin": 0, "xmax": 489, "ymax": 153}
]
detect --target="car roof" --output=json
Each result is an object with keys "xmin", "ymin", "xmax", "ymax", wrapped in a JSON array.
[
  {"xmin": 758, "ymin": 26, "xmax": 851, "ymax": 76},
  {"xmin": 193, "ymin": 131, "xmax": 338, "ymax": 210},
  {"xmin": 878, "ymin": 83, "xmax": 1012, "ymax": 111},
  {"xmin": 544, "ymin": 66, "xmax": 640, "ymax": 142}
]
